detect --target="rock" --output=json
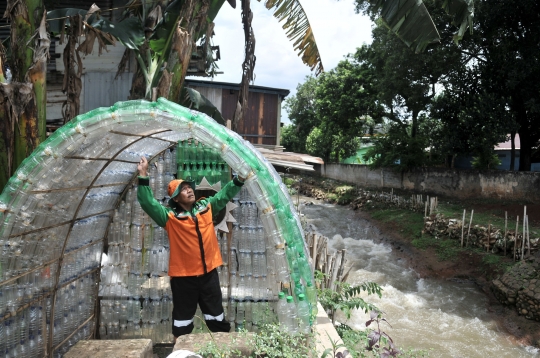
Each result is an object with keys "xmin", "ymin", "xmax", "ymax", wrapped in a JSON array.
[
  {"xmin": 65, "ymin": 339, "xmax": 153, "ymax": 358},
  {"xmin": 522, "ymin": 309, "xmax": 528, "ymax": 315},
  {"xmin": 174, "ymin": 332, "xmax": 254, "ymax": 357}
]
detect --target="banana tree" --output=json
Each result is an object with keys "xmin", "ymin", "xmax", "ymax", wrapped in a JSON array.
[
  {"xmin": 0, "ymin": 0, "xmax": 49, "ymax": 193},
  {"xmin": 45, "ymin": 0, "xmax": 324, "ymax": 128}
]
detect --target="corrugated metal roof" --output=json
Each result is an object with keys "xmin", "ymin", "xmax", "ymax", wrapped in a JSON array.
[
  {"xmin": 495, "ymin": 134, "xmax": 520, "ymax": 151},
  {"xmin": 255, "ymin": 147, "xmax": 324, "ymax": 171},
  {"xmin": 185, "ymin": 79, "xmax": 290, "ymax": 97}
]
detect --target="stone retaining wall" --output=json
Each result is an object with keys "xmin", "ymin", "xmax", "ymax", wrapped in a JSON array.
[
  {"xmin": 318, "ymin": 164, "xmax": 540, "ymax": 203},
  {"xmin": 491, "ymin": 256, "xmax": 540, "ymax": 321}
]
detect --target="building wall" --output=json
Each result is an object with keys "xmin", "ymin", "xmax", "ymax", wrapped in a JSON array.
[
  {"xmin": 319, "ymin": 164, "xmax": 540, "ymax": 203},
  {"xmin": 221, "ymin": 89, "xmax": 279, "ymax": 145}
]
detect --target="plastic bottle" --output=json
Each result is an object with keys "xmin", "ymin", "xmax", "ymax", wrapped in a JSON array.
[
  {"xmin": 305, "ymin": 281, "xmax": 318, "ymax": 317},
  {"xmin": 276, "ymin": 292, "xmax": 288, "ymax": 330},
  {"xmin": 28, "ymin": 334, "xmax": 37, "ymax": 357},
  {"xmin": 294, "ymin": 281, "xmax": 306, "ymax": 300},
  {"xmin": 99, "ymin": 322, "xmax": 107, "ymax": 338},
  {"xmin": 235, "ymin": 301, "xmax": 245, "ymax": 331},
  {"xmin": 285, "ymin": 296, "xmax": 298, "ymax": 334},
  {"xmin": 0, "ymin": 318, "xmax": 4, "ymax": 354},
  {"xmin": 164, "ymin": 149, "xmax": 172, "ymax": 174},
  {"xmin": 36, "ymin": 329, "xmax": 44, "ymax": 357},
  {"xmin": 297, "ymin": 294, "xmax": 310, "ymax": 334}
]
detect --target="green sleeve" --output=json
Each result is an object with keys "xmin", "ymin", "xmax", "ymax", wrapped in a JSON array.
[
  {"xmin": 207, "ymin": 176, "xmax": 244, "ymax": 214},
  {"xmin": 137, "ymin": 176, "xmax": 170, "ymax": 227}
]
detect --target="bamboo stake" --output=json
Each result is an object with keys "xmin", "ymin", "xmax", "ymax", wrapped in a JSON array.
[
  {"xmin": 487, "ymin": 224, "xmax": 491, "ymax": 252},
  {"xmin": 522, "ymin": 206, "xmax": 527, "ymax": 260},
  {"xmin": 466, "ymin": 210, "xmax": 474, "ymax": 247},
  {"xmin": 514, "ymin": 216, "xmax": 519, "ymax": 261},
  {"xmin": 461, "ymin": 209, "xmax": 466, "ymax": 247},
  {"xmin": 504, "ymin": 211, "xmax": 508, "ymax": 256},
  {"xmin": 424, "ymin": 200, "xmax": 428, "ymax": 220},
  {"xmin": 337, "ymin": 250, "xmax": 347, "ymax": 282},
  {"xmin": 526, "ymin": 215, "xmax": 531, "ymax": 256},
  {"xmin": 312, "ymin": 234, "xmax": 318, "ymax": 273}
]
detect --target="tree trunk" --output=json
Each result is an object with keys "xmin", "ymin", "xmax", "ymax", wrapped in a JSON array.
[
  {"xmin": 518, "ymin": 128, "xmax": 532, "ymax": 171},
  {"xmin": 232, "ymin": 0, "xmax": 256, "ymax": 133},
  {"xmin": 0, "ymin": 1, "xmax": 48, "ymax": 192},
  {"xmin": 411, "ymin": 110, "xmax": 418, "ymax": 138},
  {"xmin": 510, "ymin": 131, "xmax": 516, "ymax": 171}
]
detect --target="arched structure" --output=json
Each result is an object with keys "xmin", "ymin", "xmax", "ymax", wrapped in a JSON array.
[{"xmin": 0, "ymin": 99, "xmax": 313, "ymax": 356}]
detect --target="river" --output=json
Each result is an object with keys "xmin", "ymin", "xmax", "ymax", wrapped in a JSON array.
[{"xmin": 299, "ymin": 197, "xmax": 539, "ymax": 357}]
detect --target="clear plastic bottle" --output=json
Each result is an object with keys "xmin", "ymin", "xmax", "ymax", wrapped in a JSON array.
[
  {"xmin": 143, "ymin": 224, "xmax": 153, "ymax": 249},
  {"xmin": 99, "ymin": 322, "xmax": 107, "ymax": 339},
  {"xmin": 164, "ymin": 149, "xmax": 172, "ymax": 174},
  {"xmin": 28, "ymin": 334, "xmax": 37, "ymax": 357},
  {"xmin": 237, "ymin": 275, "xmax": 246, "ymax": 301},
  {"xmin": 305, "ymin": 281, "xmax": 318, "ymax": 317},
  {"xmin": 36, "ymin": 329, "xmax": 44, "ymax": 357},
  {"xmin": 285, "ymin": 296, "xmax": 298, "ymax": 334},
  {"xmin": 276, "ymin": 292, "xmax": 288, "ymax": 330},
  {"xmin": 235, "ymin": 301, "xmax": 245, "ymax": 331},
  {"xmin": 245, "ymin": 275, "xmax": 253, "ymax": 302},
  {"xmin": 297, "ymin": 294, "xmax": 310, "ymax": 334}
]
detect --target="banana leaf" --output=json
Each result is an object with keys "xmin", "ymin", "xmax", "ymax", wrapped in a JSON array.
[
  {"xmin": 180, "ymin": 87, "xmax": 225, "ymax": 125},
  {"xmin": 369, "ymin": 0, "xmax": 474, "ymax": 52},
  {"xmin": 257, "ymin": 0, "xmax": 324, "ymax": 75},
  {"xmin": 46, "ymin": 8, "xmax": 145, "ymax": 50}
]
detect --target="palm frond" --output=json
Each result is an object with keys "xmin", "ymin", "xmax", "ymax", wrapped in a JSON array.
[{"xmin": 257, "ymin": 0, "xmax": 324, "ymax": 75}]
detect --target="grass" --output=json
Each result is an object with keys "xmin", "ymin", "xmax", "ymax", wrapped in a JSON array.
[{"xmin": 368, "ymin": 205, "xmax": 425, "ymax": 240}]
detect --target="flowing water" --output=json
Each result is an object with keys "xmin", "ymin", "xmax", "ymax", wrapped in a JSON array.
[{"xmin": 299, "ymin": 197, "xmax": 539, "ymax": 358}]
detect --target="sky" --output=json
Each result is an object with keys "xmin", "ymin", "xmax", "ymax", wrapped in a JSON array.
[{"xmin": 187, "ymin": 0, "xmax": 374, "ymax": 124}]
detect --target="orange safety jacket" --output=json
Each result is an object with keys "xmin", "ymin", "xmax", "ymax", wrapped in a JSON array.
[{"xmin": 137, "ymin": 176, "xmax": 243, "ymax": 277}]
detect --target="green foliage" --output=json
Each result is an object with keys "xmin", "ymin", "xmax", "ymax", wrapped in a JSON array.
[
  {"xmin": 315, "ymin": 271, "xmax": 382, "ymax": 325},
  {"xmin": 197, "ymin": 338, "xmax": 242, "ymax": 358},
  {"xmin": 412, "ymin": 237, "xmax": 460, "ymax": 261},
  {"xmin": 363, "ymin": 124, "xmax": 432, "ymax": 170},
  {"xmin": 353, "ymin": 0, "xmax": 473, "ymax": 53},
  {"xmin": 306, "ymin": 127, "xmax": 333, "ymax": 160},
  {"xmin": 283, "ymin": 177, "xmax": 295, "ymax": 186},
  {"xmin": 280, "ymin": 124, "xmax": 303, "ymax": 154},
  {"xmin": 251, "ymin": 323, "xmax": 317, "ymax": 358},
  {"xmin": 320, "ymin": 330, "xmax": 350, "ymax": 358},
  {"xmin": 411, "ymin": 236, "xmax": 432, "ymax": 250},
  {"xmin": 471, "ymin": 152, "xmax": 502, "ymax": 170},
  {"xmin": 336, "ymin": 324, "xmax": 369, "ymax": 358},
  {"xmin": 468, "ymin": 0, "xmax": 540, "ymax": 170},
  {"xmin": 435, "ymin": 239, "xmax": 460, "ymax": 261},
  {"xmin": 283, "ymin": 76, "xmax": 320, "ymax": 153}
]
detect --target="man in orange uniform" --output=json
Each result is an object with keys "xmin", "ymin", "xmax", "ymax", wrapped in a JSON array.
[{"xmin": 137, "ymin": 156, "xmax": 243, "ymax": 338}]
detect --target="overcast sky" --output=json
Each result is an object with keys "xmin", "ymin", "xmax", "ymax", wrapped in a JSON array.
[{"xmin": 187, "ymin": 0, "xmax": 373, "ymax": 124}]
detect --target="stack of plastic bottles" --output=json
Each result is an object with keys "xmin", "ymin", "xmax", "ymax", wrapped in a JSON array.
[
  {"xmin": 219, "ymin": 186, "xmax": 318, "ymax": 334},
  {"xmin": 0, "ymin": 273, "xmax": 95, "ymax": 357},
  {"xmin": 176, "ymin": 140, "xmax": 230, "ymax": 186},
  {"xmin": 98, "ymin": 163, "xmax": 174, "ymax": 343}
]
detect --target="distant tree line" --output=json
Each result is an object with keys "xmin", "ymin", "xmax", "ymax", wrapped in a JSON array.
[{"xmin": 282, "ymin": 0, "xmax": 540, "ymax": 171}]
